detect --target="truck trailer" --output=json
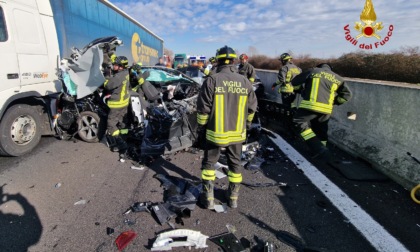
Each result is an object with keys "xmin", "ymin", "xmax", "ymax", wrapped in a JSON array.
[{"xmin": 0, "ymin": 0, "xmax": 163, "ymax": 156}]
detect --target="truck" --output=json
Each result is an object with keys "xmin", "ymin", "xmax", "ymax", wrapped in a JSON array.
[
  {"xmin": 0, "ymin": 0, "xmax": 163, "ymax": 156},
  {"xmin": 187, "ymin": 55, "xmax": 206, "ymax": 68},
  {"xmin": 173, "ymin": 53, "xmax": 187, "ymax": 69}
]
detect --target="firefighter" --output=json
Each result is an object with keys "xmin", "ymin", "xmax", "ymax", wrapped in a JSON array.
[
  {"xmin": 291, "ymin": 63, "xmax": 352, "ymax": 159},
  {"xmin": 238, "ymin": 54, "xmax": 256, "ymax": 83},
  {"xmin": 201, "ymin": 57, "xmax": 217, "ymax": 76},
  {"xmin": 102, "ymin": 43, "xmax": 117, "ymax": 79},
  {"xmin": 104, "ymin": 56, "xmax": 131, "ymax": 152},
  {"xmin": 197, "ymin": 46, "xmax": 258, "ymax": 209},
  {"xmin": 129, "ymin": 62, "xmax": 146, "ymax": 90},
  {"xmin": 271, "ymin": 53, "xmax": 302, "ymax": 118}
]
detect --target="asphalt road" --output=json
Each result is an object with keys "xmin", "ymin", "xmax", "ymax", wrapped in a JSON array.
[{"xmin": 0, "ymin": 128, "xmax": 419, "ymax": 251}]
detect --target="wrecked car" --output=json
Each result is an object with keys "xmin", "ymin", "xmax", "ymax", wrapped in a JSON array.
[{"xmin": 57, "ymin": 36, "xmax": 201, "ymax": 158}]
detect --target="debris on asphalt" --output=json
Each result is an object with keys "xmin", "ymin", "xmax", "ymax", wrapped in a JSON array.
[
  {"xmin": 115, "ymin": 230, "xmax": 137, "ymax": 251},
  {"xmin": 151, "ymin": 229, "xmax": 209, "ymax": 251},
  {"xmin": 214, "ymin": 204, "xmax": 228, "ymax": 213},
  {"xmin": 209, "ymin": 231, "xmax": 246, "ymax": 252},
  {"xmin": 74, "ymin": 199, "xmax": 87, "ymax": 205},
  {"xmin": 106, "ymin": 227, "xmax": 114, "ymax": 235},
  {"xmin": 153, "ymin": 174, "xmax": 202, "ymax": 211},
  {"xmin": 54, "ymin": 183, "xmax": 62, "ymax": 189},
  {"xmin": 226, "ymin": 224, "xmax": 237, "ymax": 234},
  {"xmin": 123, "ymin": 218, "xmax": 136, "ymax": 226},
  {"xmin": 130, "ymin": 165, "xmax": 145, "ymax": 171},
  {"xmin": 123, "ymin": 201, "xmax": 152, "ymax": 215}
]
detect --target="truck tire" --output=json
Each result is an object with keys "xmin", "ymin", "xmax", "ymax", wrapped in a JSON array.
[
  {"xmin": 77, "ymin": 111, "xmax": 100, "ymax": 143},
  {"xmin": 0, "ymin": 104, "xmax": 42, "ymax": 156}
]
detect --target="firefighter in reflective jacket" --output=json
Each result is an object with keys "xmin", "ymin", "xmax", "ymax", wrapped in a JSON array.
[
  {"xmin": 271, "ymin": 53, "xmax": 302, "ymax": 113},
  {"xmin": 238, "ymin": 54, "xmax": 256, "ymax": 83},
  {"xmin": 104, "ymin": 56, "xmax": 130, "ymax": 152},
  {"xmin": 201, "ymin": 57, "xmax": 217, "ymax": 76},
  {"xmin": 292, "ymin": 63, "xmax": 352, "ymax": 159},
  {"xmin": 197, "ymin": 46, "xmax": 258, "ymax": 209}
]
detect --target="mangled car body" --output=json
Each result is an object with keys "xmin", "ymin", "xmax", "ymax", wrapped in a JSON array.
[{"xmin": 57, "ymin": 37, "xmax": 200, "ymax": 157}]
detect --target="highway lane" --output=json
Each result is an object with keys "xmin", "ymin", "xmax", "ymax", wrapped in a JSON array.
[{"xmin": 0, "ymin": 133, "xmax": 419, "ymax": 251}]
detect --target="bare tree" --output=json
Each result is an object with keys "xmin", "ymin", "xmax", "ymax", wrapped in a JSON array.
[
  {"xmin": 248, "ymin": 46, "xmax": 258, "ymax": 57},
  {"xmin": 164, "ymin": 48, "xmax": 173, "ymax": 59}
]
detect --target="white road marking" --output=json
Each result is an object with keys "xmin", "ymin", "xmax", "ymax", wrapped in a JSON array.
[{"xmin": 269, "ymin": 131, "xmax": 409, "ymax": 252}]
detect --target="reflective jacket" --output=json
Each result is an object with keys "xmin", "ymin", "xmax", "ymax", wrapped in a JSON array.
[
  {"xmin": 104, "ymin": 69, "xmax": 130, "ymax": 109},
  {"xmin": 238, "ymin": 62, "xmax": 256, "ymax": 83},
  {"xmin": 292, "ymin": 65, "xmax": 352, "ymax": 114},
  {"xmin": 275, "ymin": 62, "xmax": 302, "ymax": 93},
  {"xmin": 197, "ymin": 65, "xmax": 258, "ymax": 146}
]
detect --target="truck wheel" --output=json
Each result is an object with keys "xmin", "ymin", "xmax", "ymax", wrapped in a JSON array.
[
  {"xmin": 77, "ymin": 111, "xmax": 100, "ymax": 143},
  {"xmin": 0, "ymin": 104, "xmax": 42, "ymax": 156}
]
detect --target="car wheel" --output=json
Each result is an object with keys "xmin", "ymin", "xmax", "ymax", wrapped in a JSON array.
[
  {"xmin": 77, "ymin": 111, "xmax": 100, "ymax": 143},
  {"xmin": 0, "ymin": 104, "xmax": 42, "ymax": 156}
]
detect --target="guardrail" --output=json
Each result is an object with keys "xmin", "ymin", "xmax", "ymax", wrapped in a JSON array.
[{"xmin": 256, "ymin": 69, "xmax": 420, "ymax": 190}]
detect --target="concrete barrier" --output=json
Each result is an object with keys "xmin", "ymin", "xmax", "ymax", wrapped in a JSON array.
[{"xmin": 256, "ymin": 69, "xmax": 420, "ymax": 190}]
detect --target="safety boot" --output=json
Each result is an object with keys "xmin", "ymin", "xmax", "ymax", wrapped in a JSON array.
[
  {"xmin": 105, "ymin": 134, "xmax": 117, "ymax": 150},
  {"xmin": 106, "ymin": 135, "xmax": 127, "ymax": 152},
  {"xmin": 201, "ymin": 180, "xmax": 214, "ymax": 210},
  {"xmin": 115, "ymin": 136, "xmax": 128, "ymax": 152},
  {"xmin": 227, "ymin": 183, "xmax": 241, "ymax": 208}
]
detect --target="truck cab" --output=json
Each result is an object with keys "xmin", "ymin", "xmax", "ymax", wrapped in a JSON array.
[{"xmin": 0, "ymin": 0, "xmax": 61, "ymax": 156}]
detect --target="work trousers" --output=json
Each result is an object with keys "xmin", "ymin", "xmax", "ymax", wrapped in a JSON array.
[
  {"xmin": 202, "ymin": 142, "xmax": 243, "ymax": 175},
  {"xmin": 293, "ymin": 109, "xmax": 330, "ymax": 142},
  {"xmin": 106, "ymin": 106, "xmax": 129, "ymax": 135},
  {"xmin": 281, "ymin": 92, "xmax": 297, "ymax": 110}
]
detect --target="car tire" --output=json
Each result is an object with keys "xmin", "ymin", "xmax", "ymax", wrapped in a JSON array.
[
  {"xmin": 77, "ymin": 111, "xmax": 100, "ymax": 143},
  {"xmin": 0, "ymin": 104, "xmax": 42, "ymax": 156}
]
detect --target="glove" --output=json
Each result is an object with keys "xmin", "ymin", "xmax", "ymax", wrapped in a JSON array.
[
  {"xmin": 271, "ymin": 82, "xmax": 277, "ymax": 91},
  {"xmin": 334, "ymin": 97, "xmax": 347, "ymax": 105},
  {"xmin": 280, "ymin": 83, "xmax": 294, "ymax": 93}
]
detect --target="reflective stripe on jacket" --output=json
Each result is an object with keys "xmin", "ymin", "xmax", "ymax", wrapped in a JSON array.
[
  {"xmin": 197, "ymin": 65, "xmax": 258, "ymax": 146},
  {"xmin": 293, "ymin": 65, "xmax": 352, "ymax": 114},
  {"xmin": 276, "ymin": 62, "xmax": 302, "ymax": 93},
  {"xmin": 104, "ymin": 69, "xmax": 130, "ymax": 109}
]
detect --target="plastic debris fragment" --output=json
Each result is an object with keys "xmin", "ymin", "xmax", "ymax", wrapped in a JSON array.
[
  {"xmin": 226, "ymin": 224, "xmax": 237, "ymax": 234},
  {"xmin": 107, "ymin": 227, "xmax": 114, "ymax": 235},
  {"xmin": 74, "ymin": 199, "xmax": 87, "ymax": 205},
  {"xmin": 151, "ymin": 229, "xmax": 209, "ymax": 251},
  {"xmin": 214, "ymin": 204, "xmax": 228, "ymax": 213},
  {"xmin": 130, "ymin": 165, "xmax": 145, "ymax": 170},
  {"xmin": 115, "ymin": 230, "xmax": 137, "ymax": 251}
]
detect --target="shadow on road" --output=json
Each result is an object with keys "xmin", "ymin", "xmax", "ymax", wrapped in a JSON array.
[{"xmin": 0, "ymin": 184, "xmax": 43, "ymax": 252}]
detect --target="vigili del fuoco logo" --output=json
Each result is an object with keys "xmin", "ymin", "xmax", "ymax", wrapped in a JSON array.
[{"xmin": 344, "ymin": 0, "xmax": 394, "ymax": 50}]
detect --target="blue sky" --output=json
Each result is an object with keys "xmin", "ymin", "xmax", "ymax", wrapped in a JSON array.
[{"xmin": 109, "ymin": 0, "xmax": 420, "ymax": 59}]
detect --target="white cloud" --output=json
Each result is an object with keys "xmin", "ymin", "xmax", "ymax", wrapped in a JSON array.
[
  {"xmin": 252, "ymin": 0, "xmax": 272, "ymax": 6},
  {"xmin": 219, "ymin": 22, "xmax": 247, "ymax": 35}
]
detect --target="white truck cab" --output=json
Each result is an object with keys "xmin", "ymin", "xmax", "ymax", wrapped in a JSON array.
[{"xmin": 0, "ymin": 0, "xmax": 61, "ymax": 156}]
